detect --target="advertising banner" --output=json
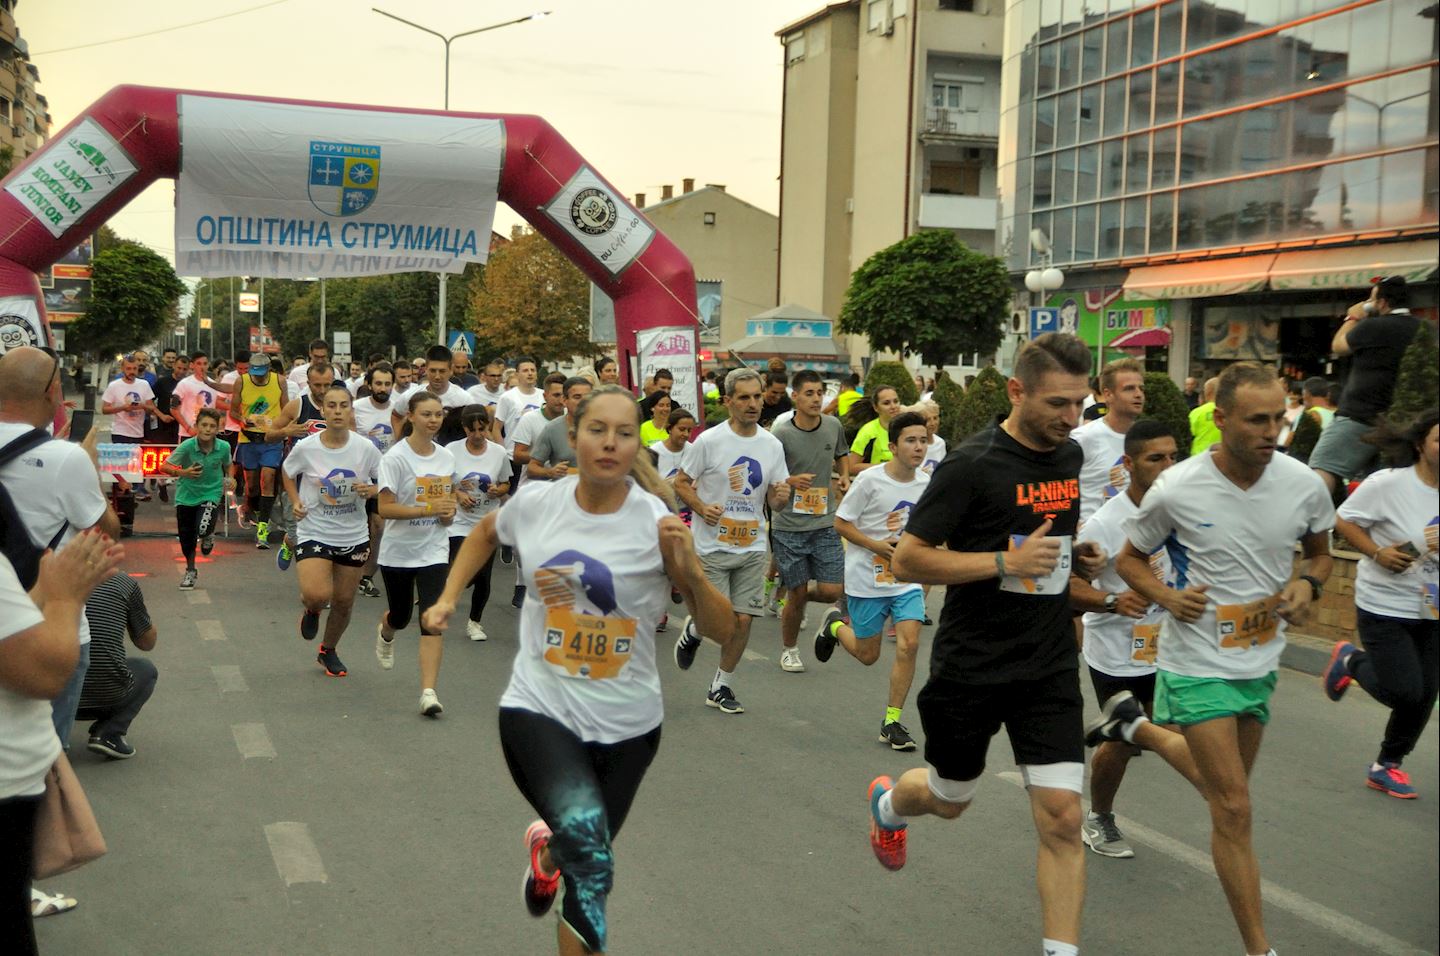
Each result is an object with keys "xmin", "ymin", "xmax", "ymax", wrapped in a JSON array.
[
  {"xmin": 175, "ymin": 96, "xmax": 504, "ymax": 278},
  {"xmin": 637, "ymin": 326, "xmax": 699, "ymax": 419},
  {"xmin": 5, "ymin": 117, "xmax": 138, "ymax": 239},
  {"xmin": 0, "ymin": 295, "xmax": 45, "ymax": 356},
  {"xmin": 249, "ymin": 325, "xmax": 280, "ymax": 354},
  {"xmin": 543, "ymin": 166, "xmax": 653, "ymax": 277},
  {"xmin": 39, "ymin": 237, "xmax": 94, "ymax": 324}
]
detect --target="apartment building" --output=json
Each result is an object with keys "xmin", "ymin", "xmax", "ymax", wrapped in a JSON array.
[{"xmin": 0, "ymin": 0, "xmax": 51, "ymax": 170}]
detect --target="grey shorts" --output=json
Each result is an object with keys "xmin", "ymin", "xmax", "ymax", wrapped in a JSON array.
[
  {"xmin": 700, "ymin": 549, "xmax": 770, "ymax": 616},
  {"xmin": 1308, "ymin": 414, "xmax": 1378, "ymax": 481},
  {"xmin": 771, "ymin": 527, "xmax": 845, "ymax": 589}
]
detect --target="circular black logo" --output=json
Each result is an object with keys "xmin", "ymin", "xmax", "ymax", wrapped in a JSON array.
[
  {"xmin": 570, "ymin": 188, "xmax": 617, "ymax": 236},
  {"xmin": 0, "ymin": 314, "xmax": 39, "ymax": 355}
]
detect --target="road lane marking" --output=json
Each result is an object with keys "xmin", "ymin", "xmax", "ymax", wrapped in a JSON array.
[
  {"xmin": 263, "ymin": 822, "xmax": 328, "ymax": 885},
  {"xmin": 232, "ymin": 723, "xmax": 275, "ymax": 759},
  {"xmin": 992, "ymin": 772, "xmax": 1426, "ymax": 955},
  {"xmin": 212, "ymin": 665, "xmax": 248, "ymax": 693},
  {"xmin": 186, "ymin": 591, "xmax": 212, "ymax": 605},
  {"xmin": 196, "ymin": 619, "xmax": 226, "ymax": 641},
  {"xmin": 743, "ymin": 650, "xmax": 769, "ymax": 663}
]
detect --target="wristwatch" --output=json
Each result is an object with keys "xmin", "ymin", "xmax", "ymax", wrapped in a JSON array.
[{"xmin": 1103, "ymin": 592, "xmax": 1119, "ymax": 612}]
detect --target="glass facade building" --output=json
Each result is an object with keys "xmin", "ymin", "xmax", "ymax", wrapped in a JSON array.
[{"xmin": 998, "ymin": 0, "xmax": 1439, "ymax": 271}]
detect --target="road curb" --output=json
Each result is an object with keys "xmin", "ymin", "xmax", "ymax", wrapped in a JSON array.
[{"xmin": 1281, "ymin": 640, "xmax": 1332, "ymax": 678}]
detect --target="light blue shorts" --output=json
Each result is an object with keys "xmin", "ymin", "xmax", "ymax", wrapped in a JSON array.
[{"xmin": 848, "ymin": 589, "xmax": 927, "ymax": 639}]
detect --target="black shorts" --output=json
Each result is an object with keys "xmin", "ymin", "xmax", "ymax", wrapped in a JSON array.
[
  {"xmin": 110, "ymin": 433, "xmax": 146, "ymax": 444},
  {"xmin": 917, "ymin": 668, "xmax": 1084, "ymax": 782},
  {"xmin": 1088, "ymin": 667, "xmax": 1156, "ymax": 710},
  {"xmin": 295, "ymin": 541, "xmax": 370, "ymax": 567}
]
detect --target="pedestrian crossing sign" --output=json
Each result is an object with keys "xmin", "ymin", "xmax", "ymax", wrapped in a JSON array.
[{"xmin": 448, "ymin": 331, "xmax": 475, "ymax": 356}]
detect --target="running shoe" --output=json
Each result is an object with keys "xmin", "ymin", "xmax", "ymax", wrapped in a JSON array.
[
  {"xmin": 1084, "ymin": 690, "xmax": 1146, "ymax": 747},
  {"xmin": 779, "ymin": 647, "xmax": 806, "ymax": 673},
  {"xmin": 420, "ymin": 689, "xmax": 444, "ymax": 717},
  {"xmin": 867, "ymin": 775, "xmax": 907, "ymax": 870},
  {"xmin": 814, "ymin": 607, "xmax": 844, "ymax": 664},
  {"xmin": 255, "ymin": 521, "xmax": 270, "ymax": 550},
  {"xmin": 1081, "ymin": 810, "xmax": 1135, "ymax": 858},
  {"xmin": 200, "ymin": 535, "xmax": 215, "ymax": 556},
  {"xmin": 1323, "ymin": 640, "xmax": 1356, "ymax": 701},
  {"xmin": 922, "ymin": 615, "xmax": 933, "ymax": 626},
  {"xmin": 158, "ymin": 482, "xmax": 170, "ymax": 503},
  {"xmin": 179, "ymin": 569, "xmax": 197, "ymax": 591},
  {"xmin": 86, "ymin": 734, "xmax": 135, "ymax": 760},
  {"xmin": 522, "ymin": 820, "xmax": 561, "ymax": 918},
  {"xmin": 357, "ymin": 576, "xmax": 381, "ymax": 598},
  {"xmin": 1367, "ymin": 762, "xmax": 1417, "ymax": 799},
  {"xmin": 467, "ymin": 621, "xmax": 488, "ymax": 642},
  {"xmin": 655, "ymin": 614, "xmax": 668, "ymax": 633},
  {"xmin": 705, "ymin": 685, "xmax": 744, "ymax": 714},
  {"xmin": 511, "ymin": 585, "xmax": 525, "ymax": 609},
  {"xmin": 500, "ymin": 544, "xmax": 513, "ymax": 565},
  {"xmin": 670, "ymin": 586, "xmax": 683, "ymax": 605},
  {"xmin": 879, "ymin": 721, "xmax": 917, "ymax": 752},
  {"xmin": 232, "ymin": 493, "xmax": 254, "ymax": 529},
  {"xmin": 673, "ymin": 616, "xmax": 701, "ymax": 670},
  {"xmin": 317, "ymin": 646, "xmax": 347, "ymax": 677},
  {"xmin": 300, "ymin": 609, "xmax": 320, "ymax": 641},
  {"xmin": 276, "ymin": 540, "xmax": 293, "ymax": 571},
  {"xmin": 375, "ymin": 623, "xmax": 395, "ymax": 670}
]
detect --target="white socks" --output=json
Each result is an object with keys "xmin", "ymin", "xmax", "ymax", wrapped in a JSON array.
[
  {"xmin": 1042, "ymin": 940, "xmax": 1078, "ymax": 956},
  {"xmin": 1120, "ymin": 714, "xmax": 1150, "ymax": 745},
  {"xmin": 710, "ymin": 668, "xmax": 733, "ymax": 692},
  {"xmin": 876, "ymin": 790, "xmax": 905, "ymax": 830}
]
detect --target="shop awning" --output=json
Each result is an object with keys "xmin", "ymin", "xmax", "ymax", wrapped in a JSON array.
[
  {"xmin": 1109, "ymin": 326, "xmax": 1171, "ymax": 349},
  {"xmin": 1267, "ymin": 240, "xmax": 1439, "ymax": 291},
  {"xmin": 727, "ymin": 335, "xmax": 848, "ymax": 361},
  {"xmin": 1123, "ymin": 254, "xmax": 1275, "ymax": 299}
]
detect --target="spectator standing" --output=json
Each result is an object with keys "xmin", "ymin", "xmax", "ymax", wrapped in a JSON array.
[{"xmin": 1188, "ymin": 375, "xmax": 1221, "ymax": 456}]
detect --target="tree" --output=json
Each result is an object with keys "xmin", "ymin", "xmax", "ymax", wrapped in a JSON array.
[
  {"xmin": 468, "ymin": 227, "xmax": 594, "ymax": 364},
  {"xmin": 838, "ymin": 230, "xmax": 1010, "ymax": 365},
  {"xmin": 1386, "ymin": 323, "xmax": 1438, "ymax": 427},
  {"xmin": 1139, "ymin": 371, "xmax": 1193, "ymax": 459},
  {"xmin": 950, "ymin": 365, "xmax": 1011, "ymax": 442},
  {"xmin": 843, "ymin": 361, "xmax": 920, "ymax": 433},
  {"xmin": 932, "ymin": 370, "xmax": 965, "ymax": 440},
  {"xmin": 68, "ymin": 242, "xmax": 185, "ymax": 361}
]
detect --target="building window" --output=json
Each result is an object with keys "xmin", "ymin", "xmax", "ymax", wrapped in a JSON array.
[
  {"xmin": 784, "ymin": 31, "xmax": 805, "ymax": 65},
  {"xmin": 939, "ymin": 0, "xmax": 975, "ymax": 9},
  {"xmin": 928, "ymin": 161, "xmax": 982, "ymax": 195},
  {"xmin": 867, "ymin": 0, "xmax": 888, "ymax": 32}
]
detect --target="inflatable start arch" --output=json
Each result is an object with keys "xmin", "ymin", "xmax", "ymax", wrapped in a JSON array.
[{"xmin": 0, "ymin": 85, "xmax": 698, "ymax": 390}]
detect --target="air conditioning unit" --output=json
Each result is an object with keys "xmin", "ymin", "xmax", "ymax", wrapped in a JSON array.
[
  {"xmin": 881, "ymin": 14, "xmax": 895, "ymax": 35},
  {"xmin": 1010, "ymin": 311, "xmax": 1026, "ymax": 334}
]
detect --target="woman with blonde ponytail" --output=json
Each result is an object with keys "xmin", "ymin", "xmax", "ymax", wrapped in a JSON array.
[{"xmin": 424, "ymin": 385, "xmax": 731, "ymax": 956}]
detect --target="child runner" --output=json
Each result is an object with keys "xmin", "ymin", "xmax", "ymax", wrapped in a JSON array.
[
  {"xmin": 424, "ymin": 385, "xmax": 734, "ymax": 956},
  {"xmin": 445, "ymin": 405, "xmax": 511, "ymax": 642},
  {"xmin": 814, "ymin": 411, "xmax": 931, "ymax": 750},
  {"xmin": 281, "ymin": 384, "xmax": 382, "ymax": 677},
  {"xmin": 374, "ymin": 391, "xmax": 456, "ymax": 717},
  {"xmin": 158, "ymin": 408, "xmax": 232, "ymax": 590}
]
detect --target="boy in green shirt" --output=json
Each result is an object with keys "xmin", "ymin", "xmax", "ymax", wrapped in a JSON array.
[{"xmin": 160, "ymin": 407, "xmax": 233, "ymax": 589}]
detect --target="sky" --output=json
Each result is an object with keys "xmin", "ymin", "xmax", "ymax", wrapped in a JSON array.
[{"xmin": 23, "ymin": 0, "xmax": 824, "ymax": 272}]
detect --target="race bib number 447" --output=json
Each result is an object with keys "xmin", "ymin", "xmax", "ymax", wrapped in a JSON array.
[{"xmin": 1217, "ymin": 595, "xmax": 1281, "ymax": 650}]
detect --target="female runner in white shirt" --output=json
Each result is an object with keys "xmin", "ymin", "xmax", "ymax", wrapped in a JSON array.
[{"xmin": 425, "ymin": 385, "xmax": 734, "ymax": 955}]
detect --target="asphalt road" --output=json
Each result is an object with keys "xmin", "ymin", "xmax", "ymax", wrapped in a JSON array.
[{"xmin": 35, "ymin": 504, "xmax": 1439, "ymax": 956}]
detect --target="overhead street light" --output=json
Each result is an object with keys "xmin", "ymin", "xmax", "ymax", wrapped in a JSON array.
[{"xmin": 371, "ymin": 8, "xmax": 553, "ymax": 345}]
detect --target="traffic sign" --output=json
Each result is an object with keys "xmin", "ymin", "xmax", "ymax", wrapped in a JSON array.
[
  {"xmin": 448, "ymin": 331, "xmax": 475, "ymax": 356},
  {"xmin": 1028, "ymin": 307, "xmax": 1060, "ymax": 338}
]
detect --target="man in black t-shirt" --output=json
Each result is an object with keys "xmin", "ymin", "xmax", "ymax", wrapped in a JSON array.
[
  {"xmin": 1310, "ymin": 275, "xmax": 1423, "ymax": 495},
  {"xmin": 757, "ymin": 371, "xmax": 793, "ymax": 429},
  {"xmin": 861, "ymin": 333, "xmax": 1104, "ymax": 956}
]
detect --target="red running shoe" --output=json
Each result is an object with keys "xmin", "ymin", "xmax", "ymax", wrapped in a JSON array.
[
  {"xmin": 522, "ymin": 820, "xmax": 562, "ymax": 916},
  {"xmin": 867, "ymin": 775, "xmax": 907, "ymax": 871}
]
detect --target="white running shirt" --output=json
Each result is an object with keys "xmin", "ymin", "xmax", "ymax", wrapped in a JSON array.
[
  {"xmin": 678, "ymin": 422, "xmax": 788, "ymax": 556},
  {"xmin": 1079, "ymin": 491, "xmax": 1170, "ymax": 677},
  {"xmin": 1071, "ymin": 417, "xmax": 1128, "ymax": 524},
  {"xmin": 352, "ymin": 397, "xmax": 398, "ymax": 452},
  {"xmin": 446, "ymin": 438, "xmax": 511, "ymax": 535},
  {"xmin": 101, "ymin": 377, "xmax": 154, "ymax": 438},
  {"xmin": 171, "ymin": 375, "xmax": 223, "ymax": 438},
  {"xmin": 392, "ymin": 382, "xmax": 471, "ymax": 416},
  {"xmin": 1338, "ymin": 467, "xmax": 1439, "ymax": 621},
  {"xmin": 377, "ymin": 439, "xmax": 456, "ymax": 568},
  {"xmin": 835, "ymin": 465, "xmax": 929, "ymax": 599},
  {"xmin": 496, "ymin": 387, "xmax": 544, "ymax": 450},
  {"xmin": 283, "ymin": 431, "xmax": 382, "ymax": 548}
]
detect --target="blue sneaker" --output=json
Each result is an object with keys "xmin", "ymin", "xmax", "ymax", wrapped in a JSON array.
[
  {"xmin": 276, "ymin": 539, "xmax": 293, "ymax": 571},
  {"xmin": 1367, "ymin": 762, "xmax": 1417, "ymax": 799},
  {"xmin": 1323, "ymin": 640, "xmax": 1356, "ymax": 701}
]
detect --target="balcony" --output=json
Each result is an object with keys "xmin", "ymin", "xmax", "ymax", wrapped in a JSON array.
[
  {"xmin": 917, "ymin": 193, "xmax": 997, "ymax": 231},
  {"xmin": 919, "ymin": 106, "xmax": 998, "ymax": 144}
]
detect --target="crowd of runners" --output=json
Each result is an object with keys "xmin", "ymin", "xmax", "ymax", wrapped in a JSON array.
[{"xmin": 2, "ymin": 274, "xmax": 1434, "ymax": 956}]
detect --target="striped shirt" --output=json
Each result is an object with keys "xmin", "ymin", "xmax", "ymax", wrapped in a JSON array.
[{"xmin": 79, "ymin": 575, "xmax": 152, "ymax": 710}]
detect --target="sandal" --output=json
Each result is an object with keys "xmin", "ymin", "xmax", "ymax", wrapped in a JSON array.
[{"xmin": 31, "ymin": 887, "xmax": 78, "ymax": 918}]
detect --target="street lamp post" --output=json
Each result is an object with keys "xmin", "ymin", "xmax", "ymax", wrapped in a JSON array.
[{"xmin": 372, "ymin": 8, "xmax": 551, "ymax": 346}]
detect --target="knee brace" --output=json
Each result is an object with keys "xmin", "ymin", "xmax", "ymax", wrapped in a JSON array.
[
  {"xmin": 547, "ymin": 807, "xmax": 615, "ymax": 953},
  {"xmin": 1019, "ymin": 761, "xmax": 1085, "ymax": 794},
  {"xmin": 927, "ymin": 768, "xmax": 979, "ymax": 806}
]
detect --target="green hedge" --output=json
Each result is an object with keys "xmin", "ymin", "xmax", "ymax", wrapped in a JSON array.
[
  {"xmin": 950, "ymin": 366, "xmax": 1011, "ymax": 442},
  {"xmin": 843, "ymin": 360, "xmax": 919, "ymax": 433},
  {"xmin": 1138, "ymin": 372, "xmax": 1193, "ymax": 459},
  {"xmin": 932, "ymin": 371, "xmax": 964, "ymax": 440}
]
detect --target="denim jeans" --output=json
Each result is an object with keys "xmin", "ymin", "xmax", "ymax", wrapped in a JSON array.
[
  {"xmin": 49, "ymin": 643, "xmax": 90, "ymax": 752},
  {"xmin": 77, "ymin": 657, "xmax": 159, "ymax": 740}
]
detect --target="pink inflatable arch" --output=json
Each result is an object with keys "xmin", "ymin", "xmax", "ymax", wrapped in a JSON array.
[{"xmin": 0, "ymin": 85, "xmax": 697, "ymax": 390}]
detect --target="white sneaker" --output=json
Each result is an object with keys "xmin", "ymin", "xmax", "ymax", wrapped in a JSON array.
[
  {"xmin": 375, "ymin": 623, "xmax": 395, "ymax": 670},
  {"xmin": 467, "ymin": 621, "xmax": 488, "ymax": 642},
  {"xmin": 779, "ymin": 647, "xmax": 806, "ymax": 673},
  {"xmin": 420, "ymin": 688, "xmax": 443, "ymax": 717}
]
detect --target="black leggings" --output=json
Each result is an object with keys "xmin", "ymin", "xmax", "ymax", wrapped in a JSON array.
[
  {"xmin": 175, "ymin": 501, "xmax": 220, "ymax": 566},
  {"xmin": 379, "ymin": 564, "xmax": 447, "ymax": 634},
  {"xmin": 1350, "ymin": 609, "xmax": 1440, "ymax": 764},
  {"xmin": 448, "ymin": 536, "xmax": 496, "ymax": 623},
  {"xmin": 0, "ymin": 794, "xmax": 41, "ymax": 956},
  {"xmin": 499, "ymin": 708, "xmax": 660, "ymax": 954}
]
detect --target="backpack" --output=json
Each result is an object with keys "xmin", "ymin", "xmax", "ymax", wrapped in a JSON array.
[{"xmin": 0, "ymin": 428, "xmax": 72, "ymax": 589}]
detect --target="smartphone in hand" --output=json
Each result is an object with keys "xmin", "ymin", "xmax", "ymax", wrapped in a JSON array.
[{"xmin": 67, "ymin": 409, "xmax": 95, "ymax": 443}]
